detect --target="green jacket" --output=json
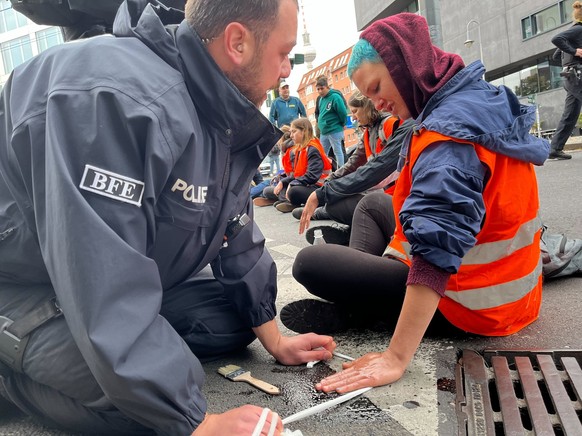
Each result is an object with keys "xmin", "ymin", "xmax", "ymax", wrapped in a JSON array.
[{"xmin": 317, "ymin": 89, "xmax": 347, "ymax": 135}]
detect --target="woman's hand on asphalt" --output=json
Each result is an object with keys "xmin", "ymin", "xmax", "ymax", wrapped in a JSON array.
[
  {"xmin": 315, "ymin": 349, "xmax": 406, "ymax": 394},
  {"xmin": 192, "ymin": 405, "xmax": 283, "ymax": 435},
  {"xmin": 298, "ymin": 192, "xmax": 319, "ymax": 234}
]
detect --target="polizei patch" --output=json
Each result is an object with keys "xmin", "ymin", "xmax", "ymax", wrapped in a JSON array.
[{"xmin": 79, "ymin": 164, "xmax": 145, "ymax": 207}]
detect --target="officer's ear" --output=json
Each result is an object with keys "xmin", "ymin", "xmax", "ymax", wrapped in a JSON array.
[{"xmin": 223, "ymin": 22, "xmax": 253, "ymax": 66}]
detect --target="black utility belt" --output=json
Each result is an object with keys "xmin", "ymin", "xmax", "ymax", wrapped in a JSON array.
[{"xmin": 0, "ymin": 297, "xmax": 62, "ymax": 373}]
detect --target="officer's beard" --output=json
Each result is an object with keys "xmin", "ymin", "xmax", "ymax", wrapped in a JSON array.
[{"xmin": 227, "ymin": 47, "xmax": 268, "ymax": 108}]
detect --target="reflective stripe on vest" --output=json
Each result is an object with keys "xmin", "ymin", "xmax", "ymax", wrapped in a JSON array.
[
  {"xmin": 443, "ymin": 257, "xmax": 542, "ymax": 310},
  {"xmin": 385, "ymin": 215, "xmax": 542, "ymax": 266}
]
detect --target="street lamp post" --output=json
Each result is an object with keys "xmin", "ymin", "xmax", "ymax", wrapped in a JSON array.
[{"xmin": 464, "ymin": 19, "xmax": 484, "ymax": 79}]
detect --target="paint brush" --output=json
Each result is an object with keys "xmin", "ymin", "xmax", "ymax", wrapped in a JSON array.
[{"xmin": 217, "ymin": 364, "xmax": 280, "ymax": 395}]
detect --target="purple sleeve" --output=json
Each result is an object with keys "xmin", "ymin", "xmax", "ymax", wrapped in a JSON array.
[{"xmin": 406, "ymin": 255, "xmax": 450, "ymax": 297}]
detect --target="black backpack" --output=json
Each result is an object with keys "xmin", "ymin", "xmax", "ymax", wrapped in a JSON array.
[
  {"xmin": 10, "ymin": 0, "xmax": 184, "ymax": 27},
  {"xmin": 10, "ymin": 0, "xmax": 124, "ymax": 26}
]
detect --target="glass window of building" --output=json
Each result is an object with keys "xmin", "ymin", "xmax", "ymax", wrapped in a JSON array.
[
  {"xmin": 306, "ymin": 84, "xmax": 313, "ymax": 95},
  {"xmin": 36, "ymin": 27, "xmax": 63, "ymax": 52},
  {"xmin": 1, "ymin": 35, "xmax": 33, "ymax": 73},
  {"xmin": 0, "ymin": 0, "xmax": 28, "ymax": 33},
  {"xmin": 522, "ymin": 1, "xmax": 576, "ymax": 39}
]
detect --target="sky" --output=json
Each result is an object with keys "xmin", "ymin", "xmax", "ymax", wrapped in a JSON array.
[{"xmin": 286, "ymin": 0, "xmax": 361, "ymax": 91}]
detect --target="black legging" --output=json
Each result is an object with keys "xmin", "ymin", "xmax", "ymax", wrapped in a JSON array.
[
  {"xmin": 293, "ymin": 191, "xmax": 464, "ymax": 334},
  {"xmin": 293, "ymin": 191, "xmax": 406, "ymax": 310},
  {"xmin": 287, "ymin": 184, "xmax": 318, "ymax": 206}
]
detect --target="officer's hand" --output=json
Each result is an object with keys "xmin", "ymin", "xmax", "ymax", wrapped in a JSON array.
[
  {"xmin": 273, "ymin": 333, "xmax": 335, "ymax": 366},
  {"xmin": 192, "ymin": 405, "xmax": 283, "ymax": 435}
]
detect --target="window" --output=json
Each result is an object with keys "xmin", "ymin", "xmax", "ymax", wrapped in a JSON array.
[
  {"xmin": 522, "ymin": 1, "xmax": 575, "ymax": 39},
  {"xmin": 489, "ymin": 55, "xmax": 564, "ymax": 97},
  {"xmin": 36, "ymin": 27, "xmax": 63, "ymax": 52},
  {"xmin": 0, "ymin": 0, "xmax": 28, "ymax": 33},
  {"xmin": 1, "ymin": 36, "xmax": 33, "ymax": 73},
  {"xmin": 306, "ymin": 84, "xmax": 313, "ymax": 95}
]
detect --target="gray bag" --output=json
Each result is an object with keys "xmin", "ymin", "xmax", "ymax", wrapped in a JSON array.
[{"xmin": 541, "ymin": 229, "xmax": 582, "ymax": 279}]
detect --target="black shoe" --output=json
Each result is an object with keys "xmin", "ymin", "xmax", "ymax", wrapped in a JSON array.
[
  {"xmin": 292, "ymin": 207, "xmax": 304, "ymax": 220},
  {"xmin": 305, "ymin": 224, "xmax": 350, "ymax": 245},
  {"xmin": 280, "ymin": 299, "xmax": 352, "ymax": 334},
  {"xmin": 548, "ymin": 150, "xmax": 572, "ymax": 160},
  {"xmin": 292, "ymin": 206, "xmax": 330, "ymax": 220},
  {"xmin": 312, "ymin": 207, "xmax": 330, "ymax": 220}
]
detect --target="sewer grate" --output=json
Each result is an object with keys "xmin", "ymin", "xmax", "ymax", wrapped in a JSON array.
[{"xmin": 456, "ymin": 349, "xmax": 582, "ymax": 436}]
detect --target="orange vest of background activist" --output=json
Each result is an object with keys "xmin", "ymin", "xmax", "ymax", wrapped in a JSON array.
[
  {"xmin": 293, "ymin": 139, "xmax": 332, "ymax": 186},
  {"xmin": 384, "ymin": 130, "xmax": 543, "ymax": 336},
  {"xmin": 363, "ymin": 116, "xmax": 400, "ymax": 195},
  {"xmin": 282, "ymin": 145, "xmax": 297, "ymax": 175}
]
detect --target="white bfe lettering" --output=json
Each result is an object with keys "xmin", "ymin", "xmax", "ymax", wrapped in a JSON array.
[
  {"xmin": 90, "ymin": 172, "xmax": 137, "ymax": 200},
  {"xmin": 171, "ymin": 178, "xmax": 207, "ymax": 204}
]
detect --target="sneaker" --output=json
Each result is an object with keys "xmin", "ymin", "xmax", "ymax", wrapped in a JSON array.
[
  {"xmin": 273, "ymin": 200, "xmax": 286, "ymax": 207},
  {"xmin": 280, "ymin": 299, "xmax": 351, "ymax": 334},
  {"xmin": 292, "ymin": 207, "xmax": 304, "ymax": 220},
  {"xmin": 312, "ymin": 207, "xmax": 330, "ymax": 220},
  {"xmin": 305, "ymin": 224, "xmax": 350, "ymax": 245},
  {"xmin": 253, "ymin": 197, "xmax": 276, "ymax": 207},
  {"xmin": 292, "ymin": 206, "xmax": 330, "ymax": 221},
  {"xmin": 276, "ymin": 201, "xmax": 297, "ymax": 213},
  {"xmin": 548, "ymin": 150, "xmax": 572, "ymax": 160}
]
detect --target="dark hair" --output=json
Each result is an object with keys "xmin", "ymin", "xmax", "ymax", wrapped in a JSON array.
[
  {"xmin": 315, "ymin": 76, "xmax": 329, "ymax": 87},
  {"xmin": 186, "ymin": 0, "xmax": 297, "ymax": 45},
  {"xmin": 348, "ymin": 90, "xmax": 381, "ymax": 125}
]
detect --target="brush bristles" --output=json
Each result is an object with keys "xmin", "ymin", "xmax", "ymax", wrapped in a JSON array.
[{"xmin": 217, "ymin": 364, "xmax": 241, "ymax": 376}]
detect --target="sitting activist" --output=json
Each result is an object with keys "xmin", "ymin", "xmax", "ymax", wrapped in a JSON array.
[
  {"xmin": 282, "ymin": 12, "xmax": 549, "ymax": 395},
  {"xmin": 294, "ymin": 91, "xmax": 414, "ymax": 244},
  {"xmin": 271, "ymin": 117, "xmax": 332, "ymax": 213}
]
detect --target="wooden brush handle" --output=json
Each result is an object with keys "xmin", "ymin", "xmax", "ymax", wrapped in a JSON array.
[{"xmin": 238, "ymin": 372, "xmax": 280, "ymax": 395}]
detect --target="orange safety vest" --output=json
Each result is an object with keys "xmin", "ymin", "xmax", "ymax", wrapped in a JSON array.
[
  {"xmin": 363, "ymin": 116, "xmax": 400, "ymax": 195},
  {"xmin": 282, "ymin": 144, "xmax": 297, "ymax": 175},
  {"xmin": 384, "ymin": 130, "xmax": 543, "ymax": 336},
  {"xmin": 293, "ymin": 138, "xmax": 332, "ymax": 186}
]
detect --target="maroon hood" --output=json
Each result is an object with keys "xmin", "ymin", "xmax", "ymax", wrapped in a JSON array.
[{"xmin": 361, "ymin": 13, "xmax": 465, "ymax": 118}]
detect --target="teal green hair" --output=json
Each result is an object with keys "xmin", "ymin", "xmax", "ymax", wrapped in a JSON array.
[{"xmin": 347, "ymin": 39, "xmax": 383, "ymax": 79}]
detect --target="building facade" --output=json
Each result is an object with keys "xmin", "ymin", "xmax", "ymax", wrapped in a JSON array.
[
  {"xmin": 297, "ymin": 47, "xmax": 359, "ymax": 149},
  {"xmin": 0, "ymin": 1, "xmax": 63, "ymax": 90},
  {"xmin": 353, "ymin": 0, "xmax": 579, "ymax": 134}
]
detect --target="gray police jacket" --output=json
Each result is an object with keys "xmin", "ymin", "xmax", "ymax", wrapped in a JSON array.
[{"xmin": 0, "ymin": 0, "xmax": 280, "ymax": 433}]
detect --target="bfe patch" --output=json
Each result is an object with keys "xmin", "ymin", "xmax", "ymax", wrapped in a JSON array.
[{"xmin": 79, "ymin": 164, "xmax": 144, "ymax": 207}]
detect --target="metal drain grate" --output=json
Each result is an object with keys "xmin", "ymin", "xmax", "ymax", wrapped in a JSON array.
[{"xmin": 456, "ymin": 349, "xmax": 582, "ymax": 435}]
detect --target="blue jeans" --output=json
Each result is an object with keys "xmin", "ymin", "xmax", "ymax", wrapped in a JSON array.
[
  {"xmin": 320, "ymin": 130, "xmax": 345, "ymax": 168},
  {"xmin": 250, "ymin": 180, "xmax": 269, "ymax": 199}
]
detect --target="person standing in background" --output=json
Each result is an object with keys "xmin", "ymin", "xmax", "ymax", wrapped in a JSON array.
[
  {"xmin": 548, "ymin": 1, "xmax": 582, "ymax": 160},
  {"xmin": 316, "ymin": 76, "xmax": 348, "ymax": 168},
  {"xmin": 269, "ymin": 80, "xmax": 307, "ymax": 128},
  {"xmin": 268, "ymin": 81, "xmax": 305, "ymax": 175}
]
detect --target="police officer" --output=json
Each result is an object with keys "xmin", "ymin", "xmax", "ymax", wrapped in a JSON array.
[
  {"xmin": 0, "ymin": 0, "xmax": 334, "ymax": 435},
  {"xmin": 549, "ymin": 1, "xmax": 582, "ymax": 160}
]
